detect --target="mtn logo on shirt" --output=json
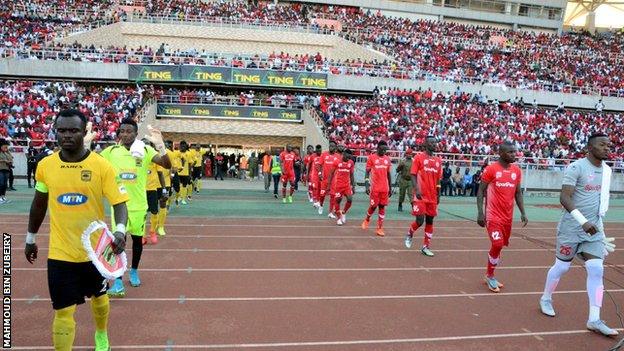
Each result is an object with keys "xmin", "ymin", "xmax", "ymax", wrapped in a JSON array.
[
  {"xmin": 57, "ymin": 193, "xmax": 88, "ymax": 205},
  {"xmin": 120, "ymin": 172, "xmax": 137, "ymax": 180}
]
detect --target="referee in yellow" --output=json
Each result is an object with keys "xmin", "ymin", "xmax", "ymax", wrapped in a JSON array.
[{"xmin": 25, "ymin": 109, "xmax": 129, "ymax": 351}]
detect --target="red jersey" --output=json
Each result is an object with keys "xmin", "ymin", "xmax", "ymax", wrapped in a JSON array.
[
  {"xmin": 310, "ymin": 154, "xmax": 322, "ymax": 181},
  {"xmin": 320, "ymin": 151, "xmax": 340, "ymax": 178},
  {"xmin": 279, "ymin": 151, "xmax": 297, "ymax": 174},
  {"xmin": 411, "ymin": 152, "xmax": 442, "ymax": 203},
  {"xmin": 366, "ymin": 153, "xmax": 392, "ymax": 193},
  {"xmin": 481, "ymin": 162, "xmax": 522, "ymax": 223},
  {"xmin": 332, "ymin": 159, "xmax": 354, "ymax": 189},
  {"xmin": 303, "ymin": 154, "xmax": 313, "ymax": 176}
]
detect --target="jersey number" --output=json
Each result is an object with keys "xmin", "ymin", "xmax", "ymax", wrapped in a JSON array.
[
  {"xmin": 559, "ymin": 245, "xmax": 572, "ymax": 257},
  {"xmin": 491, "ymin": 231, "xmax": 501, "ymax": 241}
]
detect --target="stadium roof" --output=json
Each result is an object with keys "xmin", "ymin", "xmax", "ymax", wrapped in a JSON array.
[{"xmin": 565, "ymin": 0, "xmax": 624, "ymax": 28}]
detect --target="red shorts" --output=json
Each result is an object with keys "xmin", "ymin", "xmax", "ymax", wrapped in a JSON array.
[
  {"xmin": 369, "ymin": 191, "xmax": 389, "ymax": 207},
  {"xmin": 487, "ymin": 221, "xmax": 512, "ymax": 247},
  {"xmin": 333, "ymin": 186, "xmax": 353, "ymax": 198},
  {"xmin": 280, "ymin": 172, "xmax": 295, "ymax": 184},
  {"xmin": 412, "ymin": 200, "xmax": 438, "ymax": 217}
]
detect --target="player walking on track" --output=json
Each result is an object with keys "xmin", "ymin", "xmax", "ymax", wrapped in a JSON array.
[
  {"xmin": 327, "ymin": 148, "xmax": 355, "ymax": 226},
  {"xmin": 318, "ymin": 141, "xmax": 340, "ymax": 215},
  {"xmin": 100, "ymin": 118, "xmax": 171, "ymax": 297},
  {"xmin": 24, "ymin": 109, "xmax": 129, "ymax": 351},
  {"xmin": 404, "ymin": 137, "xmax": 443, "ymax": 257},
  {"xmin": 280, "ymin": 144, "xmax": 298, "ymax": 203},
  {"xmin": 539, "ymin": 133, "xmax": 618, "ymax": 337},
  {"xmin": 362, "ymin": 141, "xmax": 392, "ymax": 236},
  {"xmin": 477, "ymin": 141, "xmax": 528, "ymax": 292}
]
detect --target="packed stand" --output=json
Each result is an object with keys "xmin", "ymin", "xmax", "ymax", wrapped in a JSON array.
[
  {"xmin": 0, "ymin": 80, "xmax": 145, "ymax": 145},
  {"xmin": 317, "ymin": 87, "xmax": 624, "ymax": 162},
  {"xmin": 319, "ymin": 6, "xmax": 624, "ymax": 96},
  {"xmin": 2, "ymin": 1, "xmax": 624, "ymax": 96}
]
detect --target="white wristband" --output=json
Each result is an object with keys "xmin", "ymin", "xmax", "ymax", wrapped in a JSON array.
[
  {"xmin": 115, "ymin": 224, "xmax": 126, "ymax": 234},
  {"xmin": 570, "ymin": 209, "xmax": 588, "ymax": 226},
  {"xmin": 26, "ymin": 232, "xmax": 36, "ymax": 244}
]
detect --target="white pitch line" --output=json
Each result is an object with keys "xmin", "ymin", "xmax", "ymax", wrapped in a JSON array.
[
  {"xmin": 2, "ymin": 220, "xmax": 623, "ymax": 230},
  {"xmin": 8, "ymin": 328, "xmax": 624, "ymax": 350},
  {"xmin": 12, "ymin": 289, "xmax": 624, "ymax": 302},
  {"xmin": 12, "ymin": 247, "xmax": 622, "ymax": 253},
  {"xmin": 0, "ymin": 234, "xmax": 572, "ymax": 240},
  {"xmin": 13, "ymin": 265, "xmax": 624, "ymax": 272}
]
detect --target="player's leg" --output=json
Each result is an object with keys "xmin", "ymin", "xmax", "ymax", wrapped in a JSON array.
[
  {"xmin": 540, "ymin": 235, "xmax": 576, "ymax": 316},
  {"xmin": 335, "ymin": 193, "xmax": 344, "ymax": 225},
  {"xmin": 128, "ymin": 212, "xmax": 147, "ymax": 289},
  {"xmin": 376, "ymin": 205, "xmax": 386, "ymax": 236},
  {"xmin": 342, "ymin": 192, "xmax": 353, "ymax": 221},
  {"xmin": 157, "ymin": 190, "xmax": 169, "ymax": 236},
  {"xmin": 319, "ymin": 180, "xmax": 328, "ymax": 209},
  {"xmin": 375, "ymin": 192, "xmax": 389, "ymax": 236},
  {"xmin": 53, "ymin": 305, "xmax": 77, "ymax": 351},
  {"xmin": 84, "ymin": 263, "xmax": 111, "ymax": 351},
  {"xmin": 405, "ymin": 215, "xmax": 424, "ymax": 249},
  {"xmin": 580, "ymin": 243, "xmax": 618, "ymax": 336},
  {"xmin": 421, "ymin": 215, "xmax": 436, "ymax": 256},
  {"xmin": 288, "ymin": 176, "xmax": 295, "ymax": 202},
  {"xmin": 147, "ymin": 190, "xmax": 159, "ymax": 244},
  {"xmin": 484, "ymin": 221, "xmax": 506, "ymax": 292},
  {"xmin": 178, "ymin": 176, "xmax": 188, "ymax": 205},
  {"xmin": 280, "ymin": 174, "xmax": 288, "ymax": 202},
  {"xmin": 362, "ymin": 194, "xmax": 378, "ymax": 230},
  {"xmin": 48, "ymin": 260, "xmax": 82, "ymax": 351}
]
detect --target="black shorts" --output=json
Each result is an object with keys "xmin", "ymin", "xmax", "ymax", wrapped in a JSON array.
[
  {"xmin": 192, "ymin": 167, "xmax": 202, "ymax": 180},
  {"xmin": 179, "ymin": 175, "xmax": 191, "ymax": 187},
  {"xmin": 48, "ymin": 259, "xmax": 108, "ymax": 310},
  {"xmin": 172, "ymin": 174, "xmax": 180, "ymax": 193},
  {"xmin": 146, "ymin": 190, "xmax": 159, "ymax": 214}
]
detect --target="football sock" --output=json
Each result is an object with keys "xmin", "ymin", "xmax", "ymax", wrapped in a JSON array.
[
  {"xmin": 53, "ymin": 305, "xmax": 76, "ymax": 351},
  {"xmin": 585, "ymin": 259, "xmax": 604, "ymax": 322},
  {"xmin": 423, "ymin": 224, "xmax": 434, "ymax": 247},
  {"xmin": 486, "ymin": 242, "xmax": 503, "ymax": 277},
  {"xmin": 542, "ymin": 258, "xmax": 571, "ymax": 300},
  {"xmin": 90, "ymin": 294, "xmax": 109, "ymax": 331}
]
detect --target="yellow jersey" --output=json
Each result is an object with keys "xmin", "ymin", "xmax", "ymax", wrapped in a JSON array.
[
  {"xmin": 146, "ymin": 162, "xmax": 161, "ymax": 191},
  {"xmin": 178, "ymin": 150, "xmax": 191, "ymax": 176},
  {"xmin": 35, "ymin": 151, "xmax": 129, "ymax": 263}
]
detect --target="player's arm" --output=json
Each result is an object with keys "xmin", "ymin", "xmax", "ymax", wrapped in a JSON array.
[
  {"xmin": 152, "ymin": 153, "xmax": 171, "ymax": 169},
  {"xmin": 560, "ymin": 184, "xmax": 597, "ymax": 235},
  {"xmin": 145, "ymin": 126, "xmax": 171, "ymax": 168},
  {"xmin": 111, "ymin": 202, "xmax": 128, "ymax": 254},
  {"xmin": 364, "ymin": 169, "xmax": 371, "ymax": 195},
  {"xmin": 326, "ymin": 167, "xmax": 336, "ymax": 190},
  {"xmin": 476, "ymin": 180, "xmax": 489, "ymax": 227},
  {"xmin": 515, "ymin": 185, "xmax": 528, "ymax": 227},
  {"xmin": 387, "ymin": 167, "xmax": 392, "ymax": 197},
  {"xmin": 25, "ymin": 190, "xmax": 48, "ymax": 264},
  {"xmin": 350, "ymin": 170, "xmax": 356, "ymax": 193}
]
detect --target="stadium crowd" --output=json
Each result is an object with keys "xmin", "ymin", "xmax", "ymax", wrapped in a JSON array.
[
  {"xmin": 2, "ymin": 80, "xmax": 622, "ymax": 165},
  {"xmin": 1, "ymin": 1, "xmax": 623, "ymax": 96},
  {"xmin": 316, "ymin": 87, "xmax": 624, "ymax": 161},
  {"xmin": 0, "ymin": 80, "xmax": 145, "ymax": 145}
]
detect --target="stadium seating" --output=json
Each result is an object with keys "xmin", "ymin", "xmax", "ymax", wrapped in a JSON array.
[
  {"xmin": 2, "ymin": 1, "xmax": 623, "ymax": 96},
  {"xmin": 316, "ymin": 88, "xmax": 624, "ymax": 159},
  {"xmin": 0, "ymin": 80, "xmax": 144, "ymax": 144}
]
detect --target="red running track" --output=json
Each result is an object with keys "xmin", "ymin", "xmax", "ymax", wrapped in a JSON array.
[{"xmin": 4, "ymin": 216, "xmax": 624, "ymax": 350}]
